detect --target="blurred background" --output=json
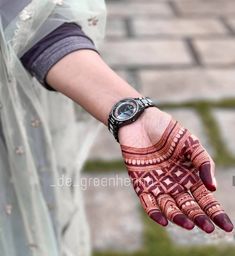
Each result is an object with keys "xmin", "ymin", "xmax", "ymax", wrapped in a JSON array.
[{"xmin": 81, "ymin": 0, "xmax": 235, "ymax": 255}]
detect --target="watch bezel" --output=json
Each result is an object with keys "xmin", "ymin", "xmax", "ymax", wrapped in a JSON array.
[{"xmin": 111, "ymin": 98, "xmax": 140, "ymax": 122}]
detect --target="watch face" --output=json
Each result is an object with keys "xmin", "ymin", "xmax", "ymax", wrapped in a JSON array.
[{"xmin": 113, "ymin": 99, "xmax": 139, "ymax": 121}]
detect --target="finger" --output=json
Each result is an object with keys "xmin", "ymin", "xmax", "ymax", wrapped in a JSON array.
[
  {"xmin": 185, "ymin": 134, "xmax": 216, "ymax": 191},
  {"xmin": 173, "ymin": 192, "xmax": 215, "ymax": 233},
  {"xmin": 156, "ymin": 194, "xmax": 194, "ymax": 230},
  {"xmin": 139, "ymin": 193, "xmax": 168, "ymax": 227},
  {"xmin": 199, "ymin": 159, "xmax": 216, "ymax": 192},
  {"xmin": 191, "ymin": 180, "xmax": 234, "ymax": 232},
  {"xmin": 127, "ymin": 170, "xmax": 168, "ymax": 227}
]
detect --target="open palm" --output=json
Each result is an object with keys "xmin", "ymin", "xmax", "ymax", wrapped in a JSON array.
[{"xmin": 119, "ymin": 112, "xmax": 233, "ymax": 233}]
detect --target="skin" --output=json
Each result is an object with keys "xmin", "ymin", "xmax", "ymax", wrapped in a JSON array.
[{"xmin": 46, "ymin": 49, "xmax": 234, "ymax": 233}]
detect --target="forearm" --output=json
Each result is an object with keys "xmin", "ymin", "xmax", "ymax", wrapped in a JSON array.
[{"xmin": 46, "ymin": 50, "xmax": 143, "ymax": 125}]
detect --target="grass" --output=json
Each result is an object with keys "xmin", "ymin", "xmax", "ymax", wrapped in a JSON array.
[
  {"xmin": 84, "ymin": 159, "xmax": 126, "ymax": 172},
  {"xmin": 195, "ymin": 104, "xmax": 235, "ymax": 166},
  {"xmin": 94, "ymin": 209, "xmax": 235, "ymax": 256},
  {"xmin": 159, "ymin": 98, "xmax": 235, "ymax": 166}
]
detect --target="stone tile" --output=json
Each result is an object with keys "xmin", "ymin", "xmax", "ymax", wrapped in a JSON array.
[
  {"xmin": 167, "ymin": 168, "xmax": 235, "ymax": 245},
  {"xmin": 106, "ymin": 19, "xmax": 127, "ymax": 38},
  {"xmin": 227, "ymin": 18, "xmax": 235, "ymax": 32},
  {"xmin": 212, "ymin": 109, "xmax": 235, "ymax": 155},
  {"xmin": 214, "ymin": 168, "xmax": 235, "ymax": 220},
  {"xmin": 166, "ymin": 109, "xmax": 213, "ymax": 156},
  {"xmin": 114, "ymin": 70, "xmax": 140, "ymax": 91},
  {"xmin": 83, "ymin": 172, "xmax": 143, "ymax": 252},
  {"xmin": 113, "ymin": 70, "xmax": 135, "ymax": 84},
  {"xmin": 175, "ymin": 0, "xmax": 235, "ymax": 16},
  {"xmin": 194, "ymin": 39, "xmax": 235, "ymax": 65},
  {"xmin": 107, "ymin": 2, "xmax": 172, "ymax": 17},
  {"xmin": 140, "ymin": 68, "xmax": 235, "ymax": 103},
  {"xmin": 89, "ymin": 124, "xmax": 122, "ymax": 161},
  {"xmin": 133, "ymin": 18, "xmax": 226, "ymax": 37},
  {"xmin": 100, "ymin": 40, "xmax": 192, "ymax": 68}
]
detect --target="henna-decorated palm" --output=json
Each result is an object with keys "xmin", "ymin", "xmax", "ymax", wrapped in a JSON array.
[{"xmin": 119, "ymin": 108, "xmax": 234, "ymax": 233}]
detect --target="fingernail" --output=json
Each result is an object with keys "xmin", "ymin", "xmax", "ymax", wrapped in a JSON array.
[
  {"xmin": 213, "ymin": 213, "xmax": 234, "ymax": 232},
  {"xmin": 150, "ymin": 212, "xmax": 168, "ymax": 227},
  {"xmin": 194, "ymin": 216, "xmax": 215, "ymax": 233},
  {"xmin": 173, "ymin": 214, "xmax": 194, "ymax": 230}
]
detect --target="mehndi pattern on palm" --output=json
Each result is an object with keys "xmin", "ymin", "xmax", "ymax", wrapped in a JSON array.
[{"xmin": 121, "ymin": 119, "xmax": 234, "ymax": 233}]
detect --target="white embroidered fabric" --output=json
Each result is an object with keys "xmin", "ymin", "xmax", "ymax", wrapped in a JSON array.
[{"xmin": 0, "ymin": 0, "xmax": 106, "ymax": 255}]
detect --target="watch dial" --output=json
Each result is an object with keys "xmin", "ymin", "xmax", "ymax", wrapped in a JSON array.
[{"xmin": 114, "ymin": 101, "xmax": 138, "ymax": 121}]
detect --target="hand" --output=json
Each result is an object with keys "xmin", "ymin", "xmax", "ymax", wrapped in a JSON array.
[{"xmin": 119, "ymin": 107, "xmax": 234, "ymax": 233}]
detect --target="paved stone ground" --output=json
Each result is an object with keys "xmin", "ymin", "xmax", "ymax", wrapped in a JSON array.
[
  {"xmin": 85, "ymin": 0, "xmax": 235, "ymax": 252},
  {"xmin": 213, "ymin": 109, "xmax": 235, "ymax": 155},
  {"xmin": 83, "ymin": 172, "xmax": 143, "ymax": 252}
]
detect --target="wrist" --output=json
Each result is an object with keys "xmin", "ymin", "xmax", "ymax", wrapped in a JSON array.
[
  {"xmin": 107, "ymin": 95, "xmax": 152, "ymax": 142},
  {"xmin": 118, "ymin": 107, "xmax": 165, "ymax": 147}
]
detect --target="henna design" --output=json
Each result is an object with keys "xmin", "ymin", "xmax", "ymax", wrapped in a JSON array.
[
  {"xmin": 156, "ymin": 194, "xmax": 182, "ymax": 221},
  {"xmin": 139, "ymin": 193, "xmax": 168, "ymax": 226},
  {"xmin": 139, "ymin": 193, "xmax": 159, "ymax": 216},
  {"xmin": 174, "ymin": 192, "xmax": 205, "ymax": 220},
  {"xmin": 121, "ymin": 119, "xmax": 234, "ymax": 233},
  {"xmin": 190, "ymin": 180, "xmax": 224, "ymax": 219}
]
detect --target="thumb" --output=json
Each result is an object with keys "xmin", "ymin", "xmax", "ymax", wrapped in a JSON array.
[
  {"xmin": 187, "ymin": 134, "xmax": 217, "ymax": 191},
  {"xmin": 199, "ymin": 161, "xmax": 216, "ymax": 192}
]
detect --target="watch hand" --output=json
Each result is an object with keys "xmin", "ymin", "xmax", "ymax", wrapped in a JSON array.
[{"xmin": 124, "ymin": 106, "xmax": 131, "ymax": 112}]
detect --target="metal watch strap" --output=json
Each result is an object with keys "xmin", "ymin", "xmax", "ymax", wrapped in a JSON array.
[
  {"xmin": 135, "ymin": 97, "xmax": 154, "ymax": 110},
  {"xmin": 108, "ymin": 115, "xmax": 119, "ymax": 140},
  {"xmin": 108, "ymin": 97, "xmax": 155, "ymax": 143}
]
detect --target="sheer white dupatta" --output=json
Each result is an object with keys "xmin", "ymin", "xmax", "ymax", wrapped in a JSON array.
[{"xmin": 0, "ymin": 0, "xmax": 106, "ymax": 255}]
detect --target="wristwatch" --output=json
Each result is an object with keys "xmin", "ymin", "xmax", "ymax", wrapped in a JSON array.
[{"xmin": 108, "ymin": 97, "xmax": 156, "ymax": 142}]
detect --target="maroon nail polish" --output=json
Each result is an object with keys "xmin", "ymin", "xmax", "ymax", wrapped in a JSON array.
[
  {"xmin": 213, "ymin": 213, "xmax": 234, "ymax": 232},
  {"xmin": 173, "ymin": 214, "xmax": 194, "ymax": 230},
  {"xmin": 150, "ymin": 212, "xmax": 168, "ymax": 227},
  {"xmin": 194, "ymin": 215, "xmax": 215, "ymax": 233},
  {"xmin": 199, "ymin": 164, "xmax": 216, "ymax": 192}
]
